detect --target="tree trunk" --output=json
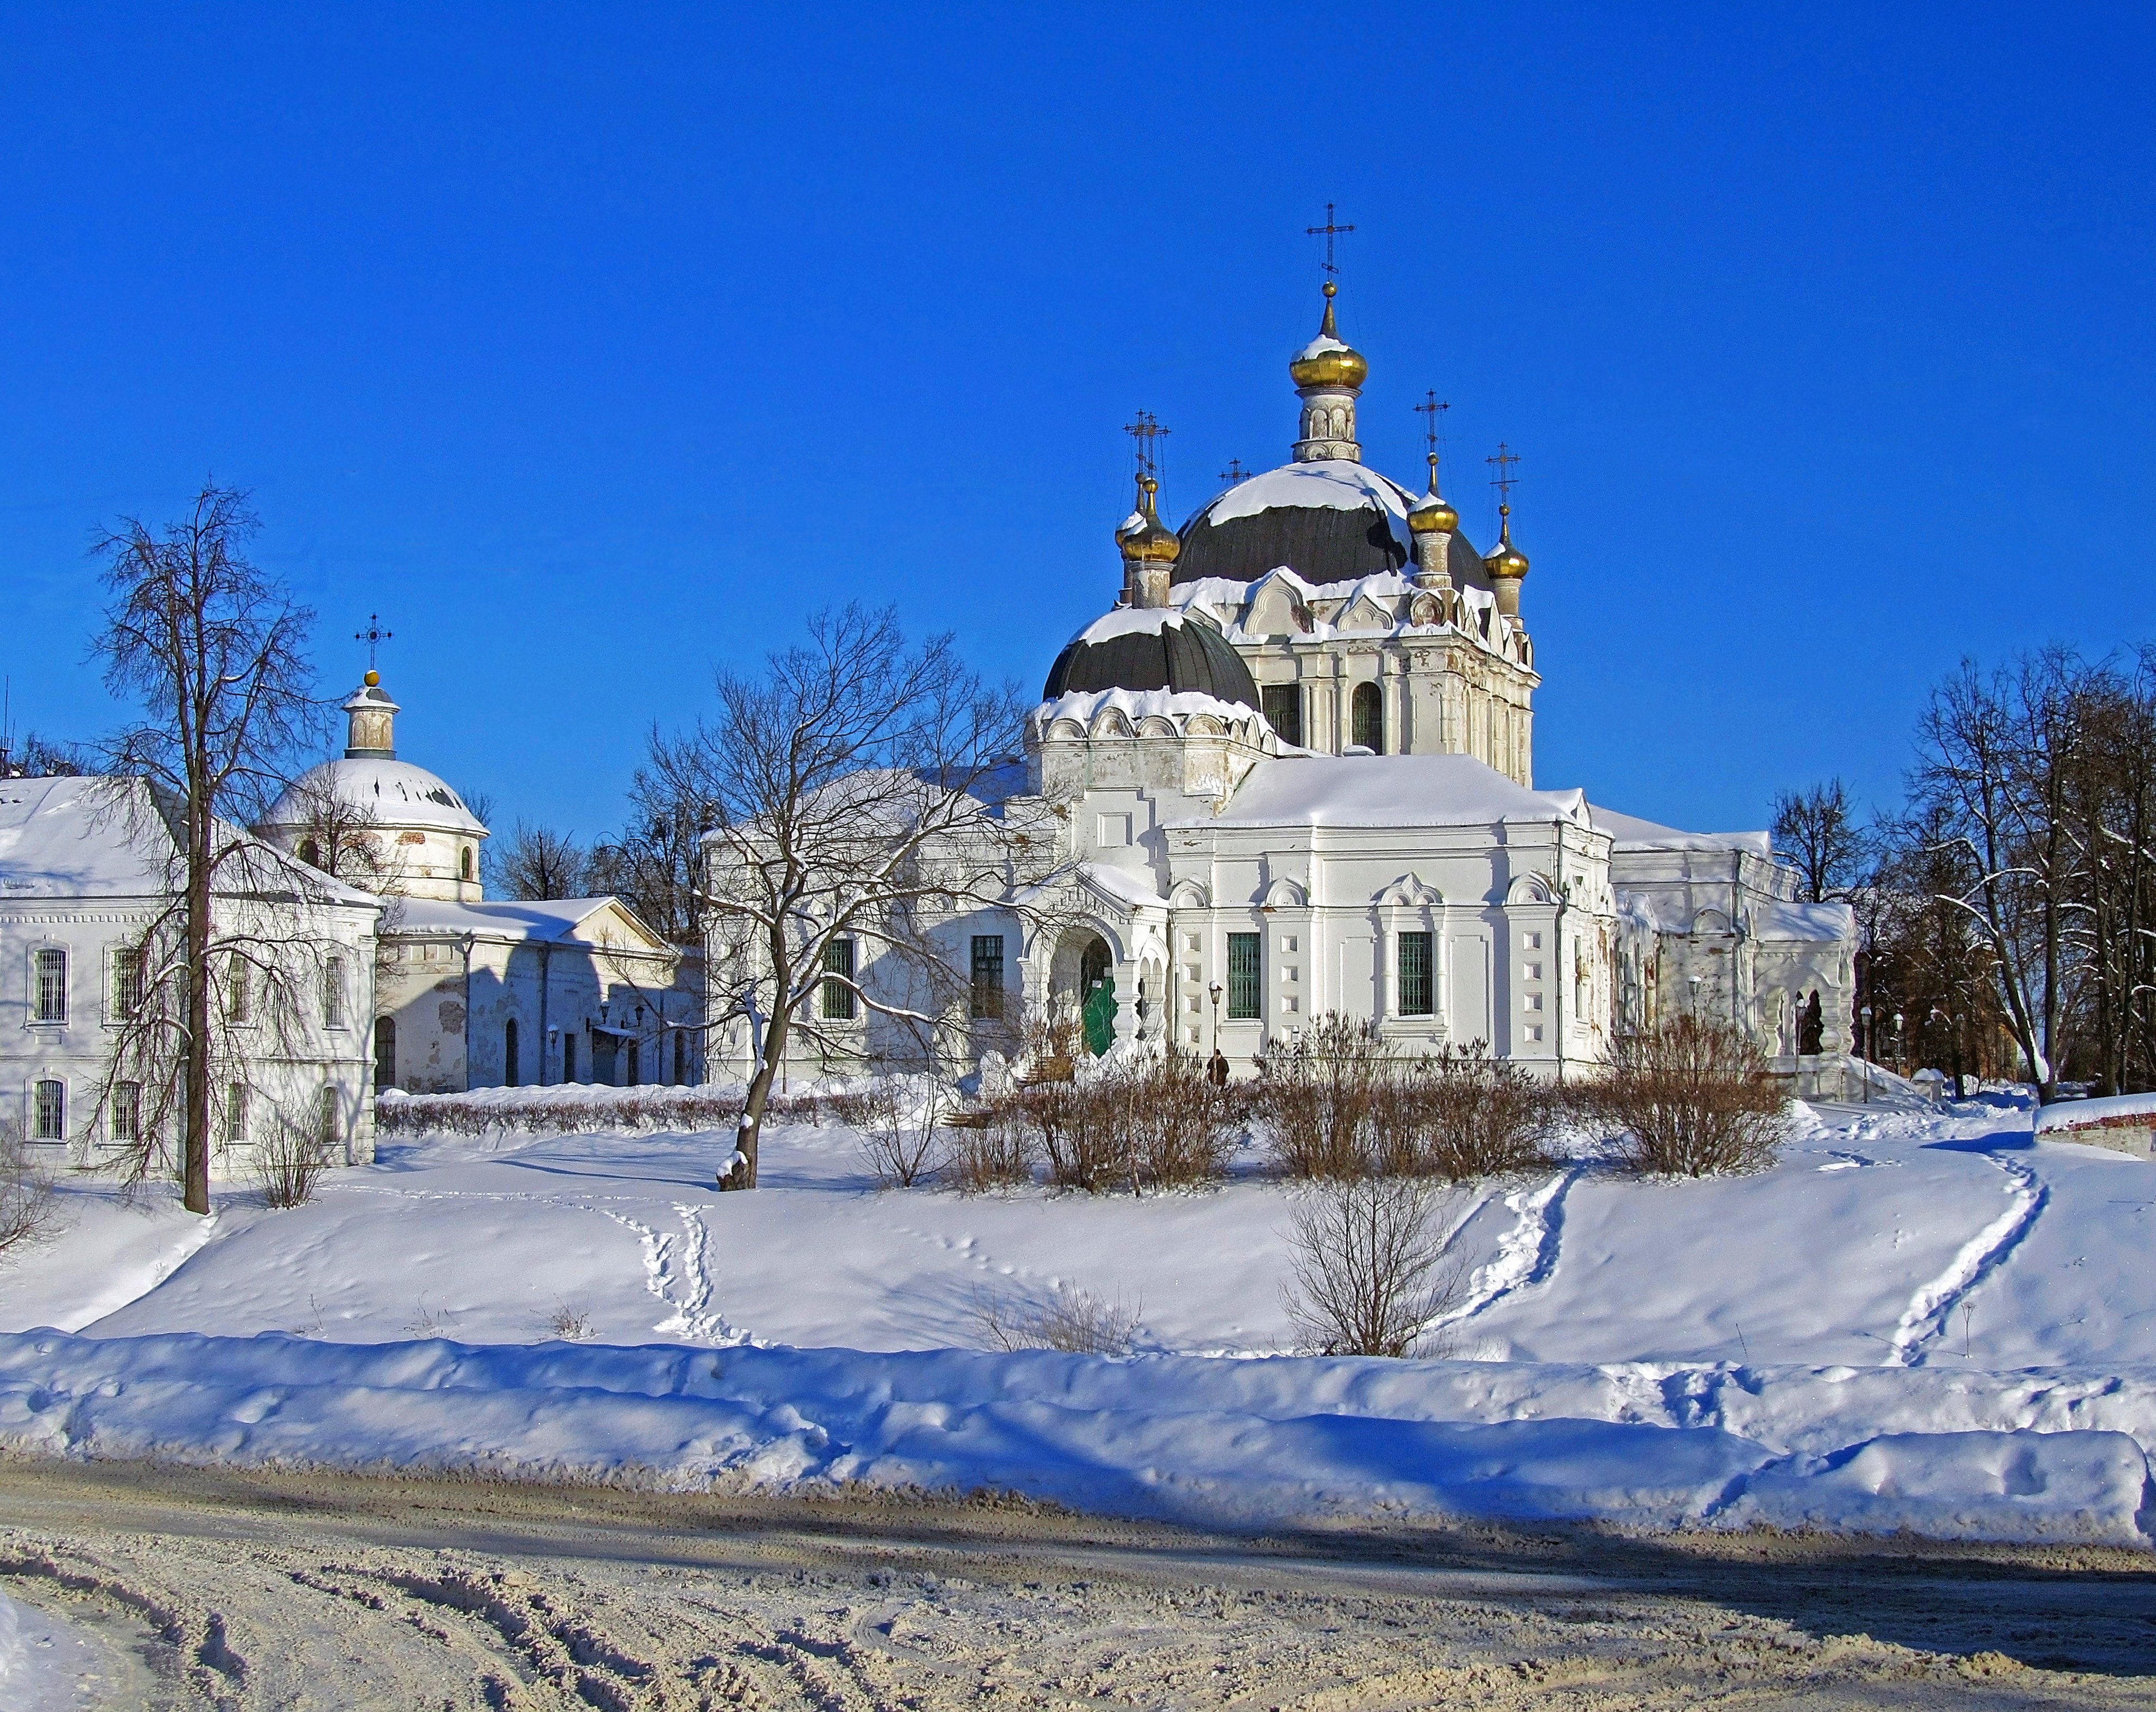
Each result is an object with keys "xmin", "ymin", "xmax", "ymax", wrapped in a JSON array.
[{"xmin": 184, "ymin": 788, "xmax": 212, "ymax": 1215}]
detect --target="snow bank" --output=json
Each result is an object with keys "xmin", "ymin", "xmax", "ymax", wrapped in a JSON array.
[
  {"xmin": 0, "ymin": 1330, "xmax": 2145, "ymax": 1546},
  {"xmin": 2037, "ymin": 1092, "xmax": 2156, "ymax": 1133}
]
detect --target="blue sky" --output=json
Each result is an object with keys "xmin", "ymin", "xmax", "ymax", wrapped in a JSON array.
[{"xmin": 2, "ymin": 4, "xmax": 2150, "ymax": 840}]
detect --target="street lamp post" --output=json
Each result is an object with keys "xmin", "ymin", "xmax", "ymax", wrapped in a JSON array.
[{"xmin": 1208, "ymin": 980, "xmax": 1223, "ymax": 1058}]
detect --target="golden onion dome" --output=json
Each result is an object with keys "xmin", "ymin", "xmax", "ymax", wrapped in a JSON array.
[
  {"xmin": 1114, "ymin": 476, "xmax": 1182, "ymax": 564},
  {"xmin": 1483, "ymin": 507, "xmax": 1530, "ymax": 580},
  {"xmin": 1407, "ymin": 456, "xmax": 1458, "ymax": 535},
  {"xmin": 1288, "ymin": 282, "xmax": 1368, "ymax": 391}
]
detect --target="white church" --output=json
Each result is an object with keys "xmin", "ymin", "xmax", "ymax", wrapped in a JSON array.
[{"xmin": 719, "ymin": 281, "xmax": 1857, "ymax": 1090}]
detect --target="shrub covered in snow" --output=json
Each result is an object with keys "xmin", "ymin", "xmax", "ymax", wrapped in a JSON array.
[
  {"xmin": 1584, "ymin": 1014, "xmax": 1791, "ymax": 1177},
  {"xmin": 377, "ymin": 1083, "xmax": 747, "ymax": 1138}
]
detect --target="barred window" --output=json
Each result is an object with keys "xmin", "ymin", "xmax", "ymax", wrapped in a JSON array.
[
  {"xmin": 224, "ymin": 1082, "xmax": 248, "ymax": 1148},
  {"xmin": 1397, "ymin": 932, "xmax": 1434, "ymax": 1017},
  {"xmin": 970, "ymin": 934, "xmax": 1005, "ymax": 1020},
  {"xmin": 1260, "ymin": 684, "xmax": 1303, "ymax": 749},
  {"xmin": 822, "ymin": 938, "xmax": 857, "ymax": 1021},
  {"xmin": 1352, "ymin": 681, "xmax": 1383, "ymax": 753},
  {"xmin": 32, "ymin": 948, "xmax": 66, "ymax": 1024},
  {"xmin": 227, "ymin": 955, "xmax": 249, "ymax": 1022},
  {"xmin": 1227, "ymin": 933, "xmax": 1261, "ymax": 1020},
  {"xmin": 322, "ymin": 957, "xmax": 346, "ymax": 1028},
  {"xmin": 318, "ymin": 1084, "xmax": 341, "ymax": 1151},
  {"xmin": 110, "ymin": 1081, "xmax": 141, "ymax": 1145},
  {"xmin": 32, "ymin": 1079, "xmax": 63, "ymax": 1141},
  {"xmin": 112, "ymin": 947, "xmax": 144, "ymax": 1019}
]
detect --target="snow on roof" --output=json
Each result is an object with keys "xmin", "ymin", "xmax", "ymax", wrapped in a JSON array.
[
  {"xmin": 1080, "ymin": 861, "xmax": 1168, "ymax": 910},
  {"xmin": 263, "ymin": 757, "xmax": 487, "ymax": 838},
  {"xmin": 0, "ymin": 775, "xmax": 381, "ymax": 907},
  {"xmin": 1202, "ymin": 460, "xmax": 1415, "ymax": 535},
  {"xmin": 1168, "ymin": 566, "xmax": 1516, "ymax": 658},
  {"xmin": 1590, "ymin": 804, "xmax": 1771, "ymax": 856},
  {"xmin": 1066, "ymin": 606, "xmax": 1202, "ymax": 647},
  {"xmin": 1757, "ymin": 899, "xmax": 1855, "ymax": 942},
  {"xmin": 1035, "ymin": 687, "xmax": 1266, "ymax": 729},
  {"xmin": 1200, "ymin": 753, "xmax": 1590, "ymax": 831},
  {"xmin": 393, "ymin": 896, "xmax": 666, "ymax": 949}
]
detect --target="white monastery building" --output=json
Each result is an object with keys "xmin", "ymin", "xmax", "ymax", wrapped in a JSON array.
[
  {"xmin": 717, "ymin": 281, "xmax": 1857, "ymax": 1088},
  {"xmin": 0, "ymin": 776, "xmax": 383, "ymax": 1165},
  {"xmin": 259, "ymin": 677, "xmax": 701, "ymax": 1095}
]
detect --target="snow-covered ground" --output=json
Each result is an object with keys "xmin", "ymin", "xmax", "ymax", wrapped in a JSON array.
[{"xmin": 3, "ymin": 1091, "xmax": 2154, "ymax": 1544}]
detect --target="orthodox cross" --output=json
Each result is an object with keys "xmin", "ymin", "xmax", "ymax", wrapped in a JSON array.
[
  {"xmin": 1305, "ymin": 203, "xmax": 1354, "ymax": 276},
  {"xmin": 1485, "ymin": 442, "xmax": 1521, "ymax": 516},
  {"xmin": 1414, "ymin": 392, "xmax": 1450, "ymax": 477},
  {"xmin": 1122, "ymin": 410, "xmax": 1170, "ymax": 480},
  {"xmin": 354, "ymin": 613, "xmax": 393, "ymax": 672},
  {"xmin": 1219, "ymin": 458, "xmax": 1252, "ymax": 485}
]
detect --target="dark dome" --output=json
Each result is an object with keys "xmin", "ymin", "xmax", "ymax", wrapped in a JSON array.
[
  {"xmin": 1042, "ymin": 609, "xmax": 1261, "ymax": 710},
  {"xmin": 1174, "ymin": 459, "xmax": 1490, "ymax": 591}
]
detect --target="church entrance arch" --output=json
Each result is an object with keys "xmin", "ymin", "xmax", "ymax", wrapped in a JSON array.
[{"xmin": 1049, "ymin": 926, "xmax": 1120, "ymax": 1056}]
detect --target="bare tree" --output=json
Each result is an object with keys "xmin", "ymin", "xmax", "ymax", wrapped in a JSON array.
[
  {"xmin": 494, "ymin": 820, "xmax": 590, "ymax": 900},
  {"xmin": 661, "ymin": 603, "xmax": 1061, "ymax": 1188},
  {"xmin": 1, "ymin": 731, "xmax": 88, "ymax": 778},
  {"xmin": 1283, "ymin": 1175, "xmax": 1465, "ymax": 1357},
  {"xmin": 91, "ymin": 484, "xmax": 327, "ymax": 1215},
  {"xmin": 587, "ymin": 759, "xmax": 707, "ymax": 945},
  {"xmin": 1770, "ymin": 778, "xmax": 1866, "ymax": 903}
]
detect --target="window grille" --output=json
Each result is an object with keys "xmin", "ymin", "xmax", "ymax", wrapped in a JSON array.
[
  {"xmin": 318, "ymin": 1084, "xmax": 340, "ymax": 1151},
  {"xmin": 373, "ymin": 1016, "xmax": 396, "ymax": 1091},
  {"xmin": 110, "ymin": 1081, "xmax": 141, "ymax": 1145},
  {"xmin": 32, "ymin": 948, "xmax": 66, "ymax": 1024},
  {"xmin": 227, "ymin": 955, "xmax": 249, "ymax": 1022},
  {"xmin": 1227, "ymin": 933, "xmax": 1261, "ymax": 1020},
  {"xmin": 1352, "ymin": 681, "xmax": 1383, "ymax": 753},
  {"xmin": 1398, "ymin": 932, "xmax": 1434, "ymax": 1016},
  {"xmin": 113, "ymin": 947, "xmax": 144, "ymax": 1019},
  {"xmin": 224, "ymin": 1082, "xmax": 247, "ymax": 1148},
  {"xmin": 32, "ymin": 1079, "xmax": 63, "ymax": 1141},
  {"xmin": 322, "ymin": 958, "xmax": 346, "ymax": 1028},
  {"xmin": 970, "ymin": 935, "xmax": 1005, "ymax": 1020},
  {"xmin": 822, "ymin": 938, "xmax": 857, "ymax": 1020},
  {"xmin": 1260, "ymin": 684, "xmax": 1302, "ymax": 749}
]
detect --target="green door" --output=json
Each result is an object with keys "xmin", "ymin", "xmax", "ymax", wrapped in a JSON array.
[{"xmin": 1082, "ymin": 974, "xmax": 1117, "ymax": 1057}]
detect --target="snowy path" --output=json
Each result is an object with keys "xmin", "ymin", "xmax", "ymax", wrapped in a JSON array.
[
  {"xmin": 1430, "ymin": 1168, "xmax": 1578, "ymax": 1335},
  {"xmin": 595, "ymin": 1204, "xmax": 742, "ymax": 1344},
  {"xmin": 1885, "ymin": 1152, "xmax": 2048, "ymax": 1367}
]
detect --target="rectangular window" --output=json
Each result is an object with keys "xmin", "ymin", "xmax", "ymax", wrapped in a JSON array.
[
  {"xmin": 672, "ymin": 1031, "xmax": 686, "ymax": 1086},
  {"xmin": 32, "ymin": 948, "xmax": 66, "ymax": 1024},
  {"xmin": 1398, "ymin": 932, "xmax": 1435, "ymax": 1016},
  {"xmin": 32, "ymin": 1079, "xmax": 63, "ymax": 1141},
  {"xmin": 227, "ymin": 955, "xmax": 249, "ymax": 1022},
  {"xmin": 111, "ymin": 947, "xmax": 144, "ymax": 1019},
  {"xmin": 822, "ymin": 937, "xmax": 857, "ymax": 1021},
  {"xmin": 1226, "ymin": 932, "xmax": 1261, "ymax": 1020},
  {"xmin": 318, "ymin": 1084, "xmax": 340, "ymax": 1151},
  {"xmin": 970, "ymin": 934, "xmax": 1006, "ymax": 1020},
  {"xmin": 223, "ymin": 1082, "xmax": 247, "ymax": 1148},
  {"xmin": 1260, "ymin": 684, "xmax": 1303, "ymax": 749},
  {"xmin": 563, "ymin": 1034, "xmax": 577, "ymax": 1083},
  {"xmin": 321, "ymin": 958, "xmax": 346, "ymax": 1028},
  {"xmin": 110, "ymin": 1081, "xmax": 140, "ymax": 1146}
]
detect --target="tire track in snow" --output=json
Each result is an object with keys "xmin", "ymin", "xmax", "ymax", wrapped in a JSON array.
[
  {"xmin": 1428, "ymin": 1167, "xmax": 1581, "ymax": 1332},
  {"xmin": 1884, "ymin": 1153, "xmax": 2047, "ymax": 1368},
  {"xmin": 596, "ymin": 1204, "xmax": 743, "ymax": 1344}
]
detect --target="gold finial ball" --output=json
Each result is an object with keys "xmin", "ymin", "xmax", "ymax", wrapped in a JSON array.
[
  {"xmin": 1484, "ymin": 533, "xmax": 1530, "ymax": 582},
  {"xmin": 364, "ymin": 669, "xmax": 380, "ymax": 687},
  {"xmin": 1408, "ymin": 492, "xmax": 1459, "ymax": 536},
  {"xmin": 1115, "ymin": 481, "xmax": 1181, "ymax": 564},
  {"xmin": 1323, "ymin": 280, "xmax": 1337, "ymax": 298}
]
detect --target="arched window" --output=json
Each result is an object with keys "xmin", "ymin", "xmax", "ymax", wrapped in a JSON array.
[
  {"xmin": 1352, "ymin": 681, "xmax": 1383, "ymax": 753},
  {"xmin": 504, "ymin": 1018, "xmax": 519, "ymax": 1086},
  {"xmin": 373, "ymin": 1016, "xmax": 396, "ymax": 1091},
  {"xmin": 460, "ymin": 845, "xmax": 475, "ymax": 882}
]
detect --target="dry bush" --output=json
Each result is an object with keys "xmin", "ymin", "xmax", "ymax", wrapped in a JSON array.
[
  {"xmin": 1258, "ymin": 1013, "xmax": 1389, "ymax": 1178},
  {"xmin": 974, "ymin": 1282, "xmax": 1142, "ymax": 1355},
  {"xmin": 1586, "ymin": 1013, "xmax": 1791, "ymax": 1177},
  {"xmin": 1019, "ymin": 1075, "xmax": 1123, "ymax": 1192},
  {"xmin": 255, "ymin": 1114, "xmax": 331, "ymax": 1208},
  {"xmin": 544, "ymin": 1299, "xmax": 596, "ymax": 1341},
  {"xmin": 835, "ymin": 1075, "xmax": 947, "ymax": 1187},
  {"xmin": 946, "ymin": 1104, "xmax": 1035, "ymax": 1193},
  {"xmin": 1371, "ymin": 1046, "xmax": 1559, "ymax": 1181},
  {"xmin": 1283, "ymin": 1174, "xmax": 1466, "ymax": 1357},
  {"xmin": 0, "ymin": 1129, "xmax": 54, "ymax": 1255},
  {"xmin": 1122, "ymin": 1053, "xmax": 1238, "ymax": 1189}
]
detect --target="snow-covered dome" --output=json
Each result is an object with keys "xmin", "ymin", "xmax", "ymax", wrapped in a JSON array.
[
  {"xmin": 1042, "ymin": 607, "xmax": 1261, "ymax": 711},
  {"xmin": 1175, "ymin": 458, "xmax": 1491, "ymax": 590},
  {"xmin": 265, "ymin": 756, "xmax": 487, "ymax": 838}
]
